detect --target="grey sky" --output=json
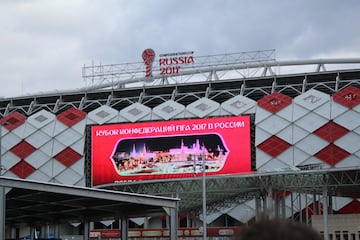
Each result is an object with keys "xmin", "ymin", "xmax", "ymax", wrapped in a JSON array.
[{"xmin": 1, "ymin": 0, "xmax": 360, "ymax": 98}]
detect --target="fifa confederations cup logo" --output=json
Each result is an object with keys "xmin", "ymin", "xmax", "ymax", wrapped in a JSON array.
[{"xmin": 142, "ymin": 48, "xmax": 155, "ymax": 78}]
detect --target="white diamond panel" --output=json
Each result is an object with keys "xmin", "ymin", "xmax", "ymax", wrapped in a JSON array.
[
  {"xmin": 333, "ymin": 109, "xmax": 360, "ymax": 130},
  {"xmin": 186, "ymin": 98, "xmax": 220, "ymax": 118},
  {"xmin": 1, "ymin": 132, "xmax": 22, "ymax": 151},
  {"xmin": 334, "ymin": 155, "xmax": 360, "ymax": 168},
  {"xmin": 293, "ymin": 147, "xmax": 311, "ymax": 166},
  {"xmin": 25, "ymin": 149, "xmax": 50, "ymax": 169},
  {"xmin": 257, "ymin": 114, "xmax": 291, "ymax": 135},
  {"xmin": 153, "ymin": 100, "xmax": 185, "ymax": 120},
  {"xmin": 221, "ymin": 95, "xmax": 256, "ymax": 115},
  {"xmin": 55, "ymin": 128, "xmax": 82, "ymax": 147},
  {"xmin": 295, "ymin": 134, "xmax": 328, "ymax": 155},
  {"xmin": 120, "ymin": 103, "xmax": 151, "ymax": 122},
  {"xmin": 11, "ymin": 122, "xmax": 37, "ymax": 139},
  {"xmin": 27, "ymin": 170, "xmax": 51, "ymax": 182},
  {"xmin": 88, "ymin": 105, "xmax": 119, "ymax": 125},
  {"xmin": 55, "ymin": 167, "xmax": 82, "ymax": 185},
  {"xmin": 254, "ymin": 107, "xmax": 272, "ymax": 124},
  {"xmin": 294, "ymin": 89, "xmax": 330, "ymax": 112},
  {"xmin": 335, "ymin": 132, "xmax": 360, "ymax": 154},
  {"xmin": 255, "ymin": 127, "xmax": 271, "ymax": 146},
  {"xmin": 26, "ymin": 129, "xmax": 52, "ymax": 148},
  {"xmin": 27, "ymin": 110, "xmax": 56, "ymax": 129},
  {"xmin": 294, "ymin": 112, "xmax": 328, "ymax": 133}
]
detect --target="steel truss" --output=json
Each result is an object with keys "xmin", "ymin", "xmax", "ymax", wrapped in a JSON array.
[{"xmin": 101, "ymin": 168, "xmax": 360, "ymax": 215}]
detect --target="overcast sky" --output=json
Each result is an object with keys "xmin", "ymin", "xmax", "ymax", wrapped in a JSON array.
[{"xmin": 1, "ymin": 0, "xmax": 360, "ymax": 98}]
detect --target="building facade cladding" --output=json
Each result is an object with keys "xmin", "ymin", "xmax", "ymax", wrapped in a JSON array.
[{"xmin": 0, "ymin": 85, "xmax": 360, "ymax": 221}]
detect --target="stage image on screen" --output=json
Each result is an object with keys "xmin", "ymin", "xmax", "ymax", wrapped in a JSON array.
[{"xmin": 91, "ymin": 116, "xmax": 251, "ymax": 186}]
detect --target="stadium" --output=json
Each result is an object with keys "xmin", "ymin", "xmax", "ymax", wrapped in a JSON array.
[{"xmin": 1, "ymin": 49, "xmax": 360, "ymax": 240}]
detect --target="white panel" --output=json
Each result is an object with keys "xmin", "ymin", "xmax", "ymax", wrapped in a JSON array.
[
  {"xmin": 255, "ymin": 127, "xmax": 272, "ymax": 146},
  {"xmin": 120, "ymin": 102, "xmax": 152, "ymax": 122},
  {"xmin": 294, "ymin": 89, "xmax": 330, "ymax": 111},
  {"xmin": 186, "ymin": 98, "xmax": 220, "ymax": 118},
  {"xmin": 2, "ymin": 151, "xmax": 21, "ymax": 170},
  {"xmin": 87, "ymin": 105, "xmax": 119, "ymax": 125},
  {"xmin": 11, "ymin": 122, "xmax": 37, "ymax": 139},
  {"xmin": 70, "ymin": 157, "xmax": 85, "ymax": 175},
  {"xmin": 221, "ymin": 95, "xmax": 256, "ymax": 115},
  {"xmin": 27, "ymin": 109, "xmax": 56, "ymax": 129},
  {"xmin": 227, "ymin": 204, "xmax": 255, "ymax": 223},
  {"xmin": 330, "ymin": 101, "xmax": 350, "ymax": 119},
  {"xmin": 48, "ymin": 139, "xmax": 66, "ymax": 156},
  {"xmin": 256, "ymin": 114, "xmax": 291, "ymax": 135},
  {"xmin": 27, "ymin": 170, "xmax": 51, "ymax": 182},
  {"xmin": 278, "ymin": 125, "xmax": 309, "ymax": 144},
  {"xmin": 55, "ymin": 167, "xmax": 82, "ymax": 186},
  {"xmin": 314, "ymin": 102, "xmax": 331, "ymax": 119},
  {"xmin": 301, "ymin": 156, "xmax": 329, "ymax": 168},
  {"xmin": 153, "ymin": 100, "xmax": 185, "ymax": 120},
  {"xmin": 71, "ymin": 138, "xmax": 85, "ymax": 155},
  {"xmin": 255, "ymin": 149, "xmax": 272, "ymax": 169},
  {"xmin": 1, "ymin": 132, "xmax": 22, "ymax": 150},
  {"xmin": 254, "ymin": 107, "xmax": 272, "ymax": 124},
  {"xmin": 51, "ymin": 159, "xmax": 67, "ymax": 176},
  {"xmin": 53, "ymin": 121, "xmax": 68, "ymax": 136},
  {"xmin": 293, "ymin": 147, "xmax": 311, "ymax": 166},
  {"xmin": 335, "ymin": 132, "xmax": 360, "ymax": 154},
  {"xmin": 292, "ymin": 104, "xmax": 309, "ymax": 122},
  {"xmin": 276, "ymin": 147, "xmax": 294, "ymax": 167},
  {"xmin": 294, "ymin": 112, "xmax": 328, "ymax": 133},
  {"xmin": 295, "ymin": 134, "xmax": 328, "ymax": 155},
  {"xmin": 334, "ymin": 155, "xmax": 360, "ymax": 168},
  {"xmin": 333, "ymin": 109, "xmax": 360, "ymax": 130},
  {"xmin": 41, "ymin": 121, "xmax": 58, "ymax": 137},
  {"xmin": 257, "ymin": 158, "xmax": 290, "ymax": 172},
  {"xmin": 55, "ymin": 128, "xmax": 82, "ymax": 147},
  {"xmin": 25, "ymin": 149, "xmax": 51, "ymax": 169},
  {"xmin": 331, "ymin": 196, "xmax": 353, "ymax": 211},
  {"xmin": 276, "ymin": 104, "xmax": 294, "ymax": 122},
  {"xmin": 26, "ymin": 129, "xmax": 52, "ymax": 148},
  {"xmin": 71, "ymin": 119, "xmax": 87, "ymax": 135}
]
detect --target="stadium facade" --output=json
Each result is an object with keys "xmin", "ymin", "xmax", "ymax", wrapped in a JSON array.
[{"xmin": 1, "ymin": 49, "xmax": 360, "ymax": 240}]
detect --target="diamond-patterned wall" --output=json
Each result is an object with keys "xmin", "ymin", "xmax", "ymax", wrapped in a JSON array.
[
  {"xmin": 0, "ymin": 86, "xmax": 359, "ymax": 219},
  {"xmin": 256, "ymin": 87, "xmax": 360, "ymax": 171}
]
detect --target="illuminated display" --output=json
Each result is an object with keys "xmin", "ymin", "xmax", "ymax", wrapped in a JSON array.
[{"xmin": 91, "ymin": 116, "xmax": 251, "ymax": 186}]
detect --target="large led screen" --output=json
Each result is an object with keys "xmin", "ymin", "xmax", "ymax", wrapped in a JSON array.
[{"xmin": 91, "ymin": 116, "xmax": 251, "ymax": 186}]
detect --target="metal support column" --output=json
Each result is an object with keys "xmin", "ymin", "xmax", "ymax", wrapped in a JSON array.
[
  {"xmin": 323, "ymin": 187, "xmax": 329, "ymax": 240},
  {"xmin": 83, "ymin": 220, "xmax": 89, "ymax": 240},
  {"xmin": 121, "ymin": 215, "xmax": 128, "ymax": 240},
  {"xmin": 0, "ymin": 186, "xmax": 5, "ymax": 240},
  {"xmin": 170, "ymin": 207, "xmax": 178, "ymax": 240}
]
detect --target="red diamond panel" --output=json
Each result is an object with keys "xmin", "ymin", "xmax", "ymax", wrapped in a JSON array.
[
  {"xmin": 0, "ymin": 112, "xmax": 26, "ymax": 131},
  {"xmin": 10, "ymin": 160, "xmax": 36, "ymax": 179},
  {"xmin": 54, "ymin": 147, "xmax": 82, "ymax": 167},
  {"xmin": 333, "ymin": 86, "xmax": 360, "ymax": 109},
  {"xmin": 339, "ymin": 200, "xmax": 360, "ymax": 214},
  {"xmin": 57, "ymin": 107, "xmax": 86, "ymax": 127},
  {"xmin": 10, "ymin": 140, "xmax": 37, "ymax": 159},
  {"xmin": 301, "ymin": 201, "xmax": 323, "ymax": 218},
  {"xmin": 315, "ymin": 143, "xmax": 350, "ymax": 166},
  {"xmin": 257, "ymin": 92, "xmax": 293, "ymax": 113},
  {"xmin": 257, "ymin": 135, "xmax": 291, "ymax": 157},
  {"xmin": 314, "ymin": 120, "xmax": 349, "ymax": 142}
]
